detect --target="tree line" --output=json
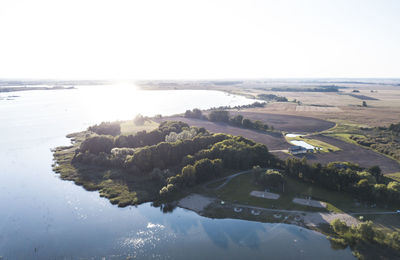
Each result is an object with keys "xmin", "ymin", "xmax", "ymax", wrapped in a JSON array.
[
  {"xmin": 185, "ymin": 108, "xmax": 273, "ymax": 132},
  {"xmin": 282, "ymin": 158, "xmax": 400, "ymax": 206}
]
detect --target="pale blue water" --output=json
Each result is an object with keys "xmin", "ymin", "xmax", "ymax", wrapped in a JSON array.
[{"xmin": 0, "ymin": 85, "xmax": 355, "ymax": 259}]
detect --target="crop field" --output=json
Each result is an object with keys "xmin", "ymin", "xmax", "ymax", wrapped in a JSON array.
[
  {"xmin": 228, "ymin": 111, "xmax": 335, "ymax": 133},
  {"xmin": 305, "ymin": 135, "xmax": 400, "ymax": 174}
]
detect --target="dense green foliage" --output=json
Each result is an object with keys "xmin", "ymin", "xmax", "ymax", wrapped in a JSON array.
[
  {"xmin": 207, "ymin": 110, "xmax": 270, "ymax": 132},
  {"xmin": 88, "ymin": 122, "xmax": 121, "ymax": 136},
  {"xmin": 258, "ymin": 169, "xmax": 285, "ymax": 189},
  {"xmin": 329, "ymin": 219, "xmax": 400, "ymax": 258},
  {"xmin": 80, "ymin": 135, "xmax": 115, "ymax": 154},
  {"xmin": 125, "ymin": 133, "xmax": 229, "ymax": 172},
  {"xmin": 282, "ymin": 158, "xmax": 400, "ymax": 206},
  {"xmin": 72, "ymin": 119, "xmax": 277, "ymax": 200}
]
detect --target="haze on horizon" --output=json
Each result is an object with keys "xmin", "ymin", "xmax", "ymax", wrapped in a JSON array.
[{"xmin": 1, "ymin": 0, "xmax": 399, "ymax": 80}]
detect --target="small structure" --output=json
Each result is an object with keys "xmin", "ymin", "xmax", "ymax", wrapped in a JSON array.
[{"xmin": 288, "ymin": 145, "xmax": 310, "ymax": 155}]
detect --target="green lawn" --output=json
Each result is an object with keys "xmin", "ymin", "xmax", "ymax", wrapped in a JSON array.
[{"xmin": 211, "ymin": 172, "xmax": 386, "ymax": 213}]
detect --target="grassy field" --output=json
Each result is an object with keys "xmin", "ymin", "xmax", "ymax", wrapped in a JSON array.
[
  {"xmin": 120, "ymin": 120, "xmax": 159, "ymax": 135},
  {"xmin": 209, "ymin": 172, "xmax": 372, "ymax": 213}
]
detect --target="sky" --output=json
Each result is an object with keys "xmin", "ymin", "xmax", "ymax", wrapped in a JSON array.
[{"xmin": 0, "ymin": 0, "xmax": 399, "ymax": 80}]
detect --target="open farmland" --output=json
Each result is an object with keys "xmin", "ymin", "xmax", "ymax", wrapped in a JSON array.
[
  {"xmin": 158, "ymin": 115, "xmax": 400, "ymax": 173},
  {"xmin": 228, "ymin": 111, "xmax": 335, "ymax": 132},
  {"xmin": 303, "ymin": 135, "xmax": 400, "ymax": 174}
]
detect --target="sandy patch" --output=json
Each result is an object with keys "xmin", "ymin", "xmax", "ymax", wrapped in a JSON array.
[
  {"xmin": 304, "ymin": 212, "xmax": 359, "ymax": 227},
  {"xmin": 293, "ymin": 198, "xmax": 327, "ymax": 208},
  {"xmin": 178, "ymin": 194, "xmax": 214, "ymax": 213},
  {"xmin": 250, "ymin": 190, "xmax": 280, "ymax": 200}
]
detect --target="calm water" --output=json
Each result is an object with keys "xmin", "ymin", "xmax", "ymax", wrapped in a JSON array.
[{"xmin": 0, "ymin": 85, "xmax": 355, "ymax": 259}]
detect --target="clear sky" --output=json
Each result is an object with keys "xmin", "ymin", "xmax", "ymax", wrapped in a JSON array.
[{"xmin": 0, "ymin": 0, "xmax": 399, "ymax": 80}]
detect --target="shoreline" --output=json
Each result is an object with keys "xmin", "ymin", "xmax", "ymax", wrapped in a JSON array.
[{"xmin": 177, "ymin": 193, "xmax": 359, "ymax": 228}]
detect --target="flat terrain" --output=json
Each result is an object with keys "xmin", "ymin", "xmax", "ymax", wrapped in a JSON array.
[
  {"xmin": 304, "ymin": 135, "xmax": 400, "ymax": 174},
  {"xmin": 229, "ymin": 111, "xmax": 335, "ymax": 133},
  {"xmin": 158, "ymin": 116, "xmax": 400, "ymax": 173}
]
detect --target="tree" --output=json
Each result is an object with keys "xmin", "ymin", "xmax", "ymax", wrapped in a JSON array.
[
  {"xmin": 185, "ymin": 108, "xmax": 202, "ymax": 119},
  {"xmin": 357, "ymin": 221, "xmax": 375, "ymax": 242},
  {"xmin": 229, "ymin": 115, "xmax": 243, "ymax": 126},
  {"xmin": 241, "ymin": 118, "xmax": 253, "ymax": 129},
  {"xmin": 181, "ymin": 165, "xmax": 196, "ymax": 186},
  {"xmin": 368, "ymin": 166, "xmax": 382, "ymax": 183},
  {"xmin": 331, "ymin": 219, "xmax": 349, "ymax": 234},
  {"xmin": 80, "ymin": 135, "xmax": 114, "ymax": 154},
  {"xmin": 208, "ymin": 110, "xmax": 230, "ymax": 122},
  {"xmin": 134, "ymin": 114, "xmax": 146, "ymax": 125},
  {"xmin": 259, "ymin": 170, "xmax": 284, "ymax": 189}
]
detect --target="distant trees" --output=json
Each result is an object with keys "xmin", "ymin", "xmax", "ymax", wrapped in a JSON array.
[
  {"xmin": 208, "ymin": 110, "xmax": 230, "ymax": 122},
  {"xmin": 184, "ymin": 108, "xmax": 203, "ymax": 119},
  {"xmin": 257, "ymin": 94, "xmax": 288, "ymax": 102},
  {"xmin": 88, "ymin": 122, "xmax": 121, "ymax": 136},
  {"xmin": 185, "ymin": 108, "xmax": 272, "ymax": 132}
]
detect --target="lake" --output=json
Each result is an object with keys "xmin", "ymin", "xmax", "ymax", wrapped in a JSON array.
[{"xmin": 0, "ymin": 85, "xmax": 355, "ymax": 259}]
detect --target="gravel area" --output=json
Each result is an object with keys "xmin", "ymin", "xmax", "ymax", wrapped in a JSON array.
[
  {"xmin": 292, "ymin": 198, "xmax": 327, "ymax": 208},
  {"xmin": 303, "ymin": 212, "xmax": 359, "ymax": 227},
  {"xmin": 250, "ymin": 190, "xmax": 280, "ymax": 200},
  {"xmin": 178, "ymin": 194, "xmax": 215, "ymax": 213}
]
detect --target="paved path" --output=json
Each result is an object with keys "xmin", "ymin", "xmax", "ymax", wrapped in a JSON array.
[
  {"xmin": 204, "ymin": 170, "xmax": 252, "ymax": 190},
  {"xmin": 350, "ymin": 211, "xmax": 399, "ymax": 215}
]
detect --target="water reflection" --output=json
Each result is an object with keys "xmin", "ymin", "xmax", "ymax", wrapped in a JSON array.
[{"xmin": 0, "ymin": 86, "xmax": 355, "ymax": 259}]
